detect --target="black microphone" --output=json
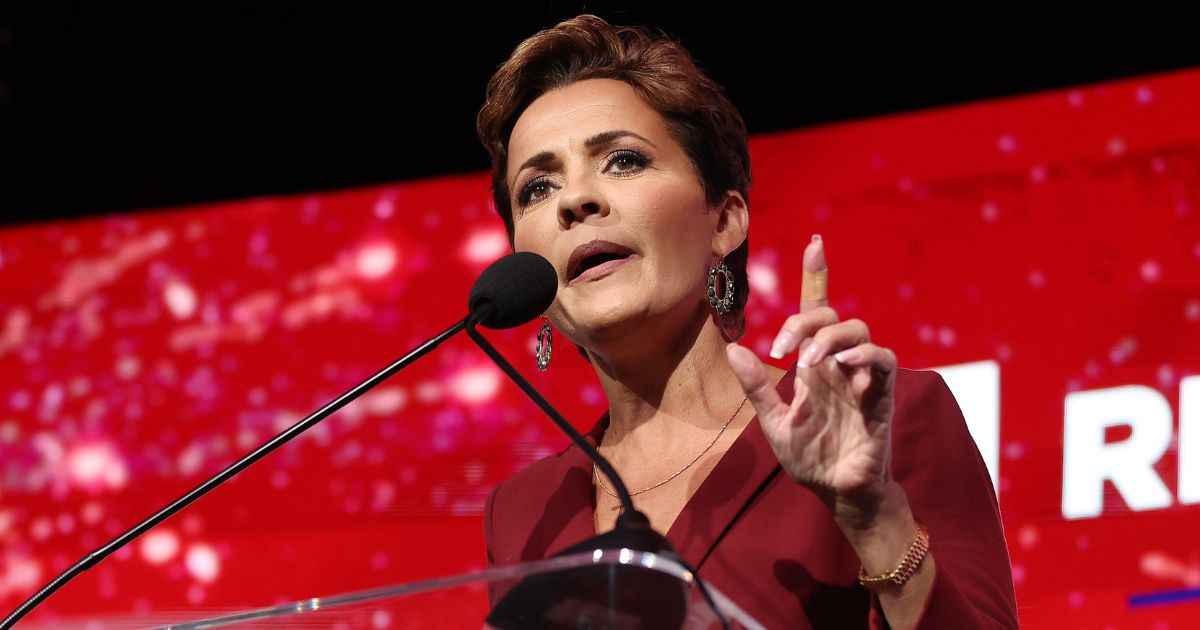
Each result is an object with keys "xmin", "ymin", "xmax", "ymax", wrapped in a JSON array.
[
  {"xmin": 465, "ymin": 253, "xmax": 724, "ymax": 629},
  {"xmin": 1, "ymin": 253, "xmax": 555, "ymax": 629},
  {"xmin": 465, "ymin": 251, "xmax": 650, "ymax": 529},
  {"xmin": 468, "ymin": 251, "xmax": 558, "ymax": 329}
]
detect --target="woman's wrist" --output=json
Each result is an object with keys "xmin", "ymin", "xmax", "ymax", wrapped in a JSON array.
[{"xmin": 832, "ymin": 480, "xmax": 921, "ymax": 576}]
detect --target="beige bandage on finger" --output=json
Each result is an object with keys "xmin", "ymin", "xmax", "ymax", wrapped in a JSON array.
[{"xmin": 801, "ymin": 268, "xmax": 829, "ymax": 301}]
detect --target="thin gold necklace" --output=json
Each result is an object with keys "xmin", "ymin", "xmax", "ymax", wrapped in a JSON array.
[{"xmin": 594, "ymin": 395, "xmax": 749, "ymax": 511}]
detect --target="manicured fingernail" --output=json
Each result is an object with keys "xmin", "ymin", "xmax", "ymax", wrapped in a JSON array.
[
  {"xmin": 769, "ymin": 331, "xmax": 794, "ymax": 359},
  {"xmin": 834, "ymin": 348, "xmax": 862, "ymax": 364},
  {"xmin": 798, "ymin": 342, "xmax": 822, "ymax": 368}
]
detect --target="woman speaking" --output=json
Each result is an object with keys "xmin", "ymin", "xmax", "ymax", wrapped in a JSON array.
[{"xmin": 475, "ymin": 14, "xmax": 1017, "ymax": 629}]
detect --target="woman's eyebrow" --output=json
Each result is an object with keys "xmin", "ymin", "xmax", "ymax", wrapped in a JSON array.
[
  {"xmin": 511, "ymin": 129, "xmax": 656, "ymax": 188},
  {"xmin": 584, "ymin": 129, "xmax": 655, "ymax": 151}
]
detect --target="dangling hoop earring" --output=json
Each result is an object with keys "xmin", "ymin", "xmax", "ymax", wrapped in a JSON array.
[
  {"xmin": 535, "ymin": 316, "xmax": 553, "ymax": 371},
  {"xmin": 707, "ymin": 259, "xmax": 735, "ymax": 315}
]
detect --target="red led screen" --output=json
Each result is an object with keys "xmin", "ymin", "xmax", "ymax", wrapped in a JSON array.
[{"xmin": 2, "ymin": 67, "xmax": 1199, "ymax": 628}]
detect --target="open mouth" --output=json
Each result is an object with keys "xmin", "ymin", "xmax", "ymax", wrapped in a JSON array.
[{"xmin": 567, "ymin": 241, "xmax": 636, "ymax": 283}]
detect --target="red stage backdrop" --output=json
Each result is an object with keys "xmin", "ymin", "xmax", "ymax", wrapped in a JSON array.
[{"xmin": 2, "ymin": 67, "xmax": 1199, "ymax": 628}]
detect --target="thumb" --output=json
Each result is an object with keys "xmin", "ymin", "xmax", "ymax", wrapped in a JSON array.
[{"xmin": 726, "ymin": 343, "xmax": 789, "ymax": 427}]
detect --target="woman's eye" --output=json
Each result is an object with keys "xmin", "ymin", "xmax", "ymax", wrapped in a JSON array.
[
  {"xmin": 518, "ymin": 177, "xmax": 553, "ymax": 206},
  {"xmin": 607, "ymin": 150, "xmax": 650, "ymax": 174},
  {"xmin": 516, "ymin": 151, "xmax": 649, "ymax": 207}
]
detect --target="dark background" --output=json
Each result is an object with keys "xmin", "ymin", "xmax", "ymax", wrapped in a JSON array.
[{"xmin": 2, "ymin": 1, "xmax": 1199, "ymax": 226}]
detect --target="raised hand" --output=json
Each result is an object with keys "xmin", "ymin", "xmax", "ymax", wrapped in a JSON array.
[{"xmin": 725, "ymin": 234, "xmax": 899, "ymax": 522}]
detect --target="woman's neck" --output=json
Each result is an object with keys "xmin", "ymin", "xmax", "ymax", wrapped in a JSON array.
[{"xmin": 587, "ymin": 311, "xmax": 749, "ymax": 448}]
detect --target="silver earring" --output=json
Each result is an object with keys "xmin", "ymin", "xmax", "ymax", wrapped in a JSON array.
[
  {"xmin": 707, "ymin": 259, "xmax": 735, "ymax": 315},
  {"xmin": 535, "ymin": 316, "xmax": 553, "ymax": 371}
]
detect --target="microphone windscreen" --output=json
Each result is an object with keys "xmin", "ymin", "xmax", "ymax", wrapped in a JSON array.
[{"xmin": 468, "ymin": 252, "xmax": 557, "ymax": 329}]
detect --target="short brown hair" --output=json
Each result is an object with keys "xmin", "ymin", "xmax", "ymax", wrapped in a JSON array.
[{"xmin": 476, "ymin": 14, "xmax": 752, "ymax": 337}]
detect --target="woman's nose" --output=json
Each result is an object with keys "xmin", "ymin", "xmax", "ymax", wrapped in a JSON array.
[{"xmin": 556, "ymin": 176, "xmax": 609, "ymax": 229}]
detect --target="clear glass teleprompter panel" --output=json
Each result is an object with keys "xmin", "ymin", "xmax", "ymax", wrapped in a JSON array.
[{"xmin": 30, "ymin": 550, "xmax": 764, "ymax": 629}]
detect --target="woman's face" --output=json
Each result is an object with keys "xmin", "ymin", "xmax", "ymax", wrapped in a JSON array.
[{"xmin": 507, "ymin": 78, "xmax": 734, "ymax": 350}]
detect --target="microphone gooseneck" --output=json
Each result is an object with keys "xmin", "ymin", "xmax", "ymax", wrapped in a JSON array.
[{"xmin": 465, "ymin": 311, "xmax": 649, "ymax": 533}]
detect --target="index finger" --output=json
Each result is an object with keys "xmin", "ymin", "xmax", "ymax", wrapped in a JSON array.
[{"xmin": 800, "ymin": 234, "xmax": 828, "ymax": 313}]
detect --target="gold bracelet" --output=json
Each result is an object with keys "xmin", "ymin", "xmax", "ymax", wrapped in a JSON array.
[{"xmin": 857, "ymin": 523, "xmax": 930, "ymax": 589}]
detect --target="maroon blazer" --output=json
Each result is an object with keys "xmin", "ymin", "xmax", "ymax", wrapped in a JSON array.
[{"xmin": 483, "ymin": 365, "xmax": 1019, "ymax": 628}]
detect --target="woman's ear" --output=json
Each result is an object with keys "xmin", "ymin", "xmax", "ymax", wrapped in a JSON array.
[{"xmin": 711, "ymin": 190, "xmax": 749, "ymax": 257}]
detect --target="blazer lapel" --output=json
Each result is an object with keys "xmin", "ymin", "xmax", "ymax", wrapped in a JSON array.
[
  {"xmin": 525, "ymin": 417, "xmax": 606, "ymax": 559},
  {"xmin": 535, "ymin": 363, "xmax": 796, "ymax": 569},
  {"xmin": 665, "ymin": 363, "xmax": 798, "ymax": 570}
]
